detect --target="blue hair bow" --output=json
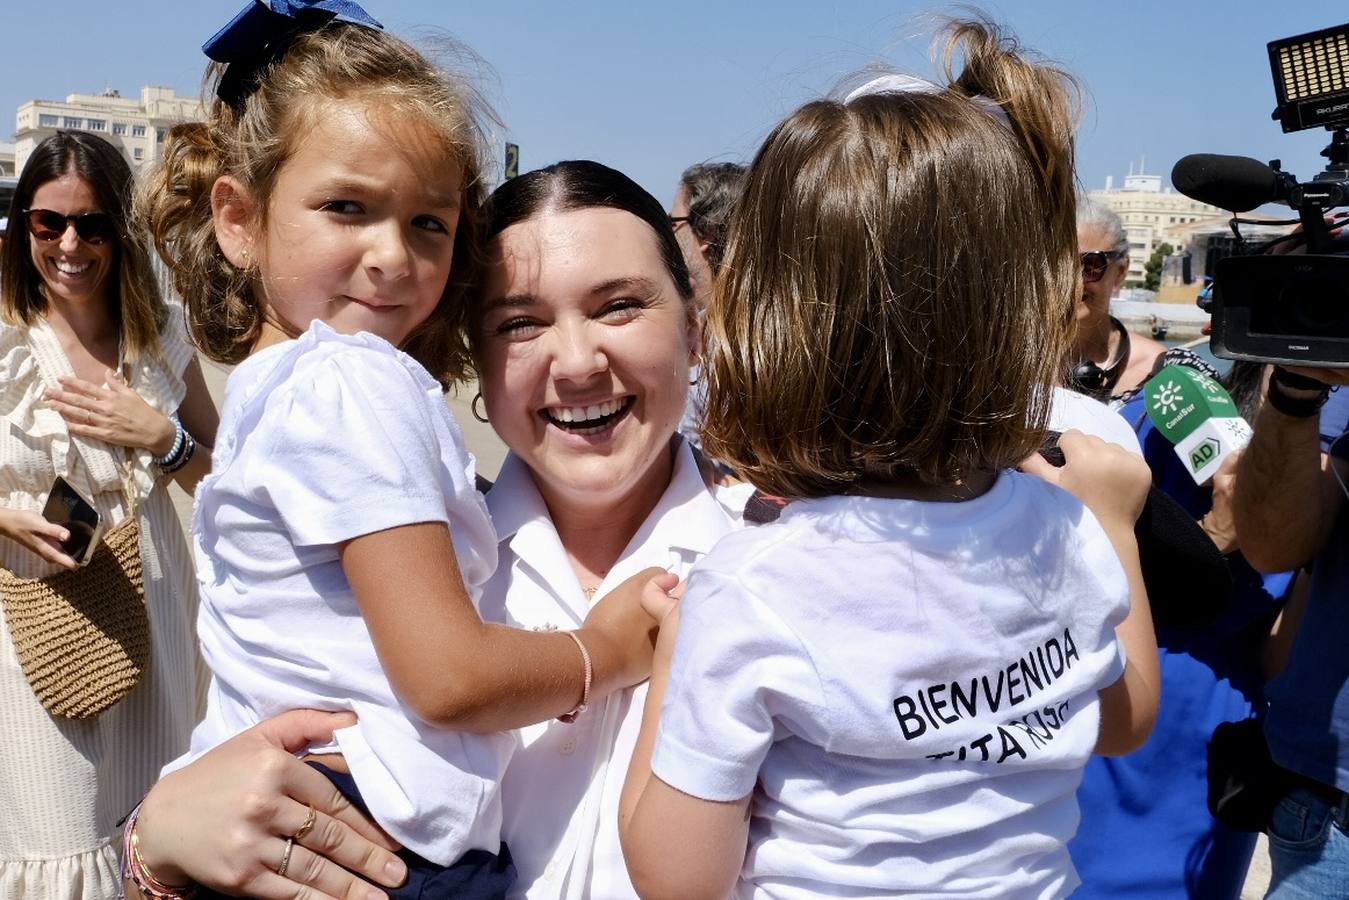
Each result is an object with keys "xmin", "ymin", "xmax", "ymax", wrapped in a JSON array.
[{"xmin": 204, "ymin": 0, "xmax": 383, "ymax": 109}]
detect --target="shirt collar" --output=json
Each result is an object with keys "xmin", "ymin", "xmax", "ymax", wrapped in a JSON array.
[
  {"xmin": 485, "ymin": 452, "xmax": 551, "ymax": 545},
  {"xmin": 486, "ymin": 438, "xmax": 742, "ymax": 568},
  {"xmin": 627, "ymin": 437, "xmax": 739, "ymax": 559}
]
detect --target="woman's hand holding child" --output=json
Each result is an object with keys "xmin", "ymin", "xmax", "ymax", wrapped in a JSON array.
[
  {"xmin": 639, "ymin": 572, "xmax": 683, "ymax": 667},
  {"xmin": 132, "ymin": 710, "xmax": 405, "ymax": 899}
]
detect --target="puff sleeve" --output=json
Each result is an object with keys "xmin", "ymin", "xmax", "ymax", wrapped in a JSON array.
[{"xmin": 245, "ymin": 346, "xmax": 456, "ymax": 548}]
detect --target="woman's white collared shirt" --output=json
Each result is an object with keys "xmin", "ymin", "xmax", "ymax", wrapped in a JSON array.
[{"xmin": 480, "ymin": 441, "xmax": 750, "ymax": 900}]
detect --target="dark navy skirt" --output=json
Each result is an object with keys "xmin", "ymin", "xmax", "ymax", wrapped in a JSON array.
[{"xmin": 197, "ymin": 761, "xmax": 515, "ymax": 899}]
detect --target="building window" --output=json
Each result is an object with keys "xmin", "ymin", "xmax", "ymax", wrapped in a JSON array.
[
  {"xmin": 63, "ymin": 117, "xmax": 81, "ymax": 129},
  {"xmin": 87, "ymin": 119, "xmax": 106, "ymax": 132},
  {"xmin": 38, "ymin": 114, "xmax": 58, "ymax": 127},
  {"xmin": 156, "ymin": 128, "xmax": 166, "ymax": 143},
  {"xmin": 112, "ymin": 122, "xmax": 128, "ymax": 135},
  {"xmin": 133, "ymin": 147, "xmax": 144, "ymax": 161},
  {"xmin": 132, "ymin": 125, "xmax": 147, "ymax": 138}
]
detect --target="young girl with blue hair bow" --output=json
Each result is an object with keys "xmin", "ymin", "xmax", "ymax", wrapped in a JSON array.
[{"xmin": 124, "ymin": 4, "xmax": 662, "ymax": 897}]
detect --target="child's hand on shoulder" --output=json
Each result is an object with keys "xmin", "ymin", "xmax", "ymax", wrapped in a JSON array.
[
  {"xmin": 639, "ymin": 573, "xmax": 682, "ymax": 624},
  {"xmin": 582, "ymin": 567, "xmax": 676, "ymax": 689},
  {"xmin": 1022, "ymin": 430, "xmax": 1151, "ymax": 533},
  {"xmin": 640, "ymin": 575, "xmax": 685, "ymax": 667}
]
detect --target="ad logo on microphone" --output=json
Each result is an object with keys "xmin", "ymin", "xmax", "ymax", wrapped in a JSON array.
[{"xmin": 1144, "ymin": 365, "xmax": 1252, "ymax": 483}]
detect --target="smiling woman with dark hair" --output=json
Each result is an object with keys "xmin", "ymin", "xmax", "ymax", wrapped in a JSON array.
[
  {"xmin": 124, "ymin": 160, "xmax": 752, "ymax": 900},
  {"xmin": 0, "ymin": 129, "xmax": 216, "ymax": 897},
  {"xmin": 472, "ymin": 159, "xmax": 751, "ymax": 900}
]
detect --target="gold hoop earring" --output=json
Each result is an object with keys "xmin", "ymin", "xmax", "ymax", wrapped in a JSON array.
[{"xmin": 471, "ymin": 392, "xmax": 489, "ymax": 424}]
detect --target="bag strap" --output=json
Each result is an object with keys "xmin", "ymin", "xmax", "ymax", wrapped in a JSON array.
[{"xmin": 114, "ymin": 346, "xmax": 150, "ymax": 522}]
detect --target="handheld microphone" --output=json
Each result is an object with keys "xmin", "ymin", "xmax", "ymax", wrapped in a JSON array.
[
  {"xmin": 1144, "ymin": 364, "xmax": 1251, "ymax": 483},
  {"xmin": 1171, "ymin": 154, "xmax": 1282, "ymax": 212}
]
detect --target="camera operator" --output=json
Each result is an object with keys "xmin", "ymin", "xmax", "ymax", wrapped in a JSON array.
[{"xmin": 1234, "ymin": 364, "xmax": 1349, "ymax": 895}]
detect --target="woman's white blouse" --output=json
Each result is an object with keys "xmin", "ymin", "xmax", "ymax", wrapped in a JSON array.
[{"xmin": 480, "ymin": 441, "xmax": 750, "ymax": 900}]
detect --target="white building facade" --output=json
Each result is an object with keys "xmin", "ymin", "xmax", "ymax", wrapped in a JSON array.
[{"xmin": 14, "ymin": 86, "xmax": 205, "ymax": 174}]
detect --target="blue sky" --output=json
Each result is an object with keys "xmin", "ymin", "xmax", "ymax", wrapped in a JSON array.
[{"xmin": 1, "ymin": 1, "xmax": 1346, "ymax": 205}]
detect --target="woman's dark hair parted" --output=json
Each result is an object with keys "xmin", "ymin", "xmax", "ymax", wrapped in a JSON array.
[{"xmin": 484, "ymin": 159, "xmax": 694, "ymax": 305}]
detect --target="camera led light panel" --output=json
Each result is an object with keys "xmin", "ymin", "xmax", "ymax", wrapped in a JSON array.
[{"xmin": 1269, "ymin": 23, "xmax": 1349, "ymax": 132}]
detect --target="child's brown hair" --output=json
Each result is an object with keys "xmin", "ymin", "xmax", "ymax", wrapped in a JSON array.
[
  {"xmin": 700, "ymin": 16, "xmax": 1080, "ymax": 498},
  {"xmin": 137, "ymin": 22, "xmax": 492, "ymax": 384}
]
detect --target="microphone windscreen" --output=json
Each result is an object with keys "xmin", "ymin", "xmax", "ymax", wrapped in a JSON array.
[{"xmin": 1171, "ymin": 154, "xmax": 1278, "ymax": 212}]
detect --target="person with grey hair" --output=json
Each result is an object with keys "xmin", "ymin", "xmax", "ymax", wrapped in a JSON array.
[
  {"xmin": 1069, "ymin": 197, "xmax": 1166, "ymax": 403},
  {"xmin": 670, "ymin": 162, "xmax": 745, "ymax": 308},
  {"xmin": 671, "ymin": 162, "xmax": 746, "ymax": 458}
]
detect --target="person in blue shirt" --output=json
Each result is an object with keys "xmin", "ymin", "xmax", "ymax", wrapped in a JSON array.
[
  {"xmin": 1235, "ymin": 368, "xmax": 1349, "ymax": 898},
  {"xmin": 1070, "ymin": 360, "xmax": 1295, "ymax": 898}
]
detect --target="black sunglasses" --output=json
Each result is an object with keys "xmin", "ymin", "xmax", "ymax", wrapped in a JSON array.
[
  {"xmin": 1080, "ymin": 249, "xmax": 1126, "ymax": 283},
  {"xmin": 668, "ymin": 215, "xmax": 691, "ymax": 229},
  {"xmin": 23, "ymin": 208, "xmax": 117, "ymax": 245}
]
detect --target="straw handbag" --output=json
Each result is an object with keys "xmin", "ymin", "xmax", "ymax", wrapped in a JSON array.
[{"xmin": 0, "ymin": 492, "xmax": 149, "ymax": 719}]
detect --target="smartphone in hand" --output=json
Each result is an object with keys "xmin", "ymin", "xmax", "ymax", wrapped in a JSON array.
[{"xmin": 40, "ymin": 477, "xmax": 103, "ymax": 566}]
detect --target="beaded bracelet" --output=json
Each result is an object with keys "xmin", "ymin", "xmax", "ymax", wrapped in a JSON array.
[
  {"xmin": 121, "ymin": 802, "xmax": 199, "ymax": 898},
  {"xmin": 152, "ymin": 416, "xmax": 186, "ymax": 469},
  {"xmin": 160, "ymin": 429, "xmax": 197, "ymax": 475}
]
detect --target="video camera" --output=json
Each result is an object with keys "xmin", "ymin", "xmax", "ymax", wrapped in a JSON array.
[{"xmin": 1172, "ymin": 23, "xmax": 1349, "ymax": 367}]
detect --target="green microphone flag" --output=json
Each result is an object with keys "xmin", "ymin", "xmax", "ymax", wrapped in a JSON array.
[{"xmin": 1144, "ymin": 365, "xmax": 1252, "ymax": 484}]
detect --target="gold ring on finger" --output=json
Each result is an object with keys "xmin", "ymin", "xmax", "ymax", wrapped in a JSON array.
[
  {"xmin": 292, "ymin": 804, "xmax": 317, "ymax": 842},
  {"xmin": 277, "ymin": 837, "xmax": 295, "ymax": 877}
]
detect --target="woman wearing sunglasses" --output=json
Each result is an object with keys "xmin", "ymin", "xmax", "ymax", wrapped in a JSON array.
[
  {"xmin": 1069, "ymin": 198, "xmax": 1167, "ymax": 404},
  {"xmin": 0, "ymin": 130, "xmax": 216, "ymax": 896}
]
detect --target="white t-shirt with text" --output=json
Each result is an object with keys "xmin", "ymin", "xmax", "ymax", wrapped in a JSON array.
[{"xmin": 652, "ymin": 472, "xmax": 1130, "ymax": 899}]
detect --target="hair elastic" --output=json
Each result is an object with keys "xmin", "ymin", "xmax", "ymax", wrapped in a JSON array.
[{"xmin": 844, "ymin": 72, "xmax": 1012, "ymax": 130}]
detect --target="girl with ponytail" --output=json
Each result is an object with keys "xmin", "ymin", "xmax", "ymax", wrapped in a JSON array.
[{"xmin": 619, "ymin": 17, "xmax": 1160, "ymax": 898}]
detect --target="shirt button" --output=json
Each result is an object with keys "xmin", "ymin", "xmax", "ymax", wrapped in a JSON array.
[{"xmin": 560, "ymin": 737, "xmax": 577, "ymax": 755}]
